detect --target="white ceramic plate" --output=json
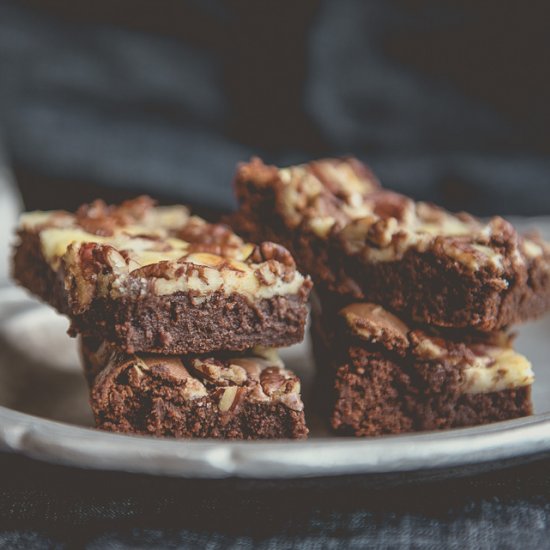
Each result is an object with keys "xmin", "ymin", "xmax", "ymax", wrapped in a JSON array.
[
  {"xmin": 0, "ymin": 285, "xmax": 549, "ymax": 479},
  {"xmin": 1, "ymin": 165, "xmax": 549, "ymax": 480}
]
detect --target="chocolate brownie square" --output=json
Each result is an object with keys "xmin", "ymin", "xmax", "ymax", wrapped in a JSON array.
[
  {"xmin": 311, "ymin": 299, "xmax": 533, "ymax": 436},
  {"xmin": 234, "ymin": 157, "xmax": 550, "ymax": 331},
  {"xmin": 81, "ymin": 338, "xmax": 308, "ymax": 439},
  {"xmin": 13, "ymin": 196, "xmax": 311, "ymax": 354}
]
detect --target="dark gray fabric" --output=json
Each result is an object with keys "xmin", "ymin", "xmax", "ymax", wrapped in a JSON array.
[
  {"xmin": 0, "ymin": 453, "xmax": 550, "ymax": 549},
  {"xmin": 0, "ymin": 1, "xmax": 250, "ymax": 210},
  {"xmin": 0, "ymin": 1, "xmax": 549, "ymax": 214}
]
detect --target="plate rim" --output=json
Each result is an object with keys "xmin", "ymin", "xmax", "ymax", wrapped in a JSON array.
[{"xmin": 0, "ymin": 404, "xmax": 549, "ymax": 479}]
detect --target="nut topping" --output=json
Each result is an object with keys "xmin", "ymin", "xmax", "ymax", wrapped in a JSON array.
[
  {"xmin": 23, "ymin": 196, "xmax": 309, "ymax": 311},
  {"xmin": 218, "ymin": 386, "xmax": 243, "ymax": 412},
  {"xmin": 248, "ymin": 242, "xmax": 296, "ymax": 267},
  {"xmin": 239, "ymin": 157, "xmax": 532, "ymax": 273},
  {"xmin": 191, "ymin": 358, "xmax": 248, "ymax": 386},
  {"xmin": 86, "ymin": 342, "xmax": 305, "ymax": 415}
]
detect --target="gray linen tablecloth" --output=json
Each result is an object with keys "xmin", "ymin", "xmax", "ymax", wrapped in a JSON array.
[{"xmin": 0, "ymin": 452, "xmax": 549, "ymax": 549}]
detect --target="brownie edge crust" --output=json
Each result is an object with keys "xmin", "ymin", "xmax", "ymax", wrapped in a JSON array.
[
  {"xmin": 81, "ymin": 338, "xmax": 308, "ymax": 440},
  {"xmin": 12, "ymin": 196, "xmax": 312, "ymax": 354}
]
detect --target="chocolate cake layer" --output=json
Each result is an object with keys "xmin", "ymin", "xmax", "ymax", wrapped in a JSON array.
[
  {"xmin": 13, "ymin": 196, "xmax": 312, "ymax": 354},
  {"xmin": 81, "ymin": 338, "xmax": 308, "ymax": 440},
  {"xmin": 311, "ymin": 299, "xmax": 533, "ymax": 436},
  {"xmin": 234, "ymin": 157, "xmax": 550, "ymax": 331}
]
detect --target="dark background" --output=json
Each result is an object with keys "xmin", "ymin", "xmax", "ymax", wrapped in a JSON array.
[{"xmin": 2, "ymin": 0, "xmax": 550, "ymax": 214}]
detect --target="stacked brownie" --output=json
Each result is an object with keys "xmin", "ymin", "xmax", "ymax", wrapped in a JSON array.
[
  {"xmin": 11, "ymin": 160, "xmax": 550, "ymax": 439},
  {"xmin": 13, "ymin": 196, "xmax": 311, "ymax": 439},
  {"xmin": 234, "ymin": 157, "xmax": 550, "ymax": 435}
]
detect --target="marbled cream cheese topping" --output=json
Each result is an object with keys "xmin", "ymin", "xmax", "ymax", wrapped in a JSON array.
[
  {"xmin": 277, "ymin": 158, "xmax": 380, "ymax": 231},
  {"xmin": 18, "ymin": 197, "xmax": 307, "ymax": 310},
  {"xmin": 409, "ymin": 332, "xmax": 534, "ymax": 395},
  {"xmin": 460, "ymin": 348, "xmax": 533, "ymax": 395},
  {"xmin": 268, "ymin": 158, "xmax": 547, "ymax": 273},
  {"xmin": 91, "ymin": 343, "xmax": 304, "ymax": 412},
  {"xmin": 340, "ymin": 303, "xmax": 534, "ymax": 395}
]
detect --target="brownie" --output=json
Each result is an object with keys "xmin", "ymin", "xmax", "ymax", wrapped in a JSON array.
[
  {"xmin": 80, "ymin": 338, "xmax": 308, "ymax": 439},
  {"xmin": 13, "ymin": 196, "xmax": 312, "ymax": 354},
  {"xmin": 311, "ymin": 299, "xmax": 534, "ymax": 436},
  {"xmin": 234, "ymin": 157, "xmax": 550, "ymax": 331}
]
